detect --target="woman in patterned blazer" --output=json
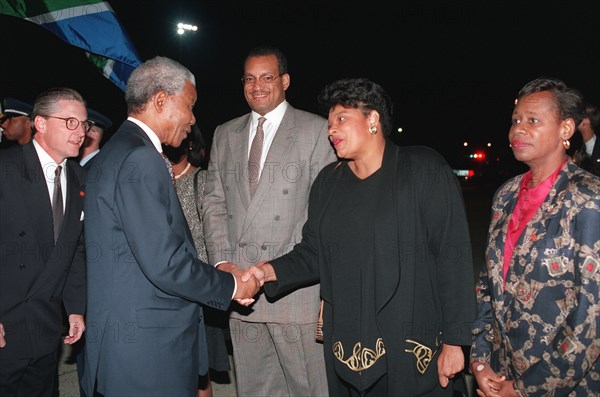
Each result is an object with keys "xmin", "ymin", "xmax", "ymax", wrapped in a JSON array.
[{"xmin": 470, "ymin": 77, "xmax": 600, "ymax": 396}]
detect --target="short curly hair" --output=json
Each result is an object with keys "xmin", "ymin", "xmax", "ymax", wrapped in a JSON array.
[{"xmin": 318, "ymin": 78, "xmax": 393, "ymax": 136}]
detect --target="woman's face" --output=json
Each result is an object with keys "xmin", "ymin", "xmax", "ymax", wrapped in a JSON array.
[
  {"xmin": 509, "ymin": 91, "xmax": 573, "ymax": 170},
  {"xmin": 327, "ymin": 104, "xmax": 375, "ymax": 160}
]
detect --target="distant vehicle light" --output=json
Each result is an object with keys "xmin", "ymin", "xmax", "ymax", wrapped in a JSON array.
[{"xmin": 453, "ymin": 169, "xmax": 475, "ymax": 177}]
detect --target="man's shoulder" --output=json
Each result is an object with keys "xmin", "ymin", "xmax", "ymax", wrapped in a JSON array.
[
  {"xmin": 218, "ymin": 114, "xmax": 249, "ymax": 130},
  {"xmin": 288, "ymin": 106, "xmax": 324, "ymax": 119},
  {"xmin": 0, "ymin": 143, "xmax": 24, "ymax": 164},
  {"xmin": 99, "ymin": 122, "xmax": 149, "ymax": 156}
]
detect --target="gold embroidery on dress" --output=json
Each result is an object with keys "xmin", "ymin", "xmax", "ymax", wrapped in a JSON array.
[
  {"xmin": 405, "ymin": 339, "xmax": 436, "ymax": 374},
  {"xmin": 333, "ymin": 338, "xmax": 385, "ymax": 372}
]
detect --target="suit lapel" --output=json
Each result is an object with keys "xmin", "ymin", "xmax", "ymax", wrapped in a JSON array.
[
  {"xmin": 242, "ymin": 108, "xmax": 297, "ymax": 235},
  {"xmin": 229, "ymin": 115, "xmax": 252, "ymax": 210},
  {"xmin": 21, "ymin": 143, "xmax": 54, "ymax": 250},
  {"xmin": 25, "ymin": 160, "xmax": 84, "ymax": 300},
  {"xmin": 59, "ymin": 161, "xmax": 84, "ymax": 241}
]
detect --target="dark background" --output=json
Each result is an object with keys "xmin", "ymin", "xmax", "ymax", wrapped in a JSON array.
[{"xmin": 2, "ymin": 0, "xmax": 599, "ymax": 175}]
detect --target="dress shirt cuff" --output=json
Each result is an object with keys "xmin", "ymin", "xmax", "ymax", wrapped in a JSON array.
[{"xmin": 215, "ymin": 261, "xmax": 237, "ymax": 299}]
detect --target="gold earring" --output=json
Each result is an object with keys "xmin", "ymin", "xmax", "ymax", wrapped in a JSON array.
[
  {"xmin": 563, "ymin": 139, "xmax": 570, "ymax": 150},
  {"xmin": 369, "ymin": 125, "xmax": 377, "ymax": 134}
]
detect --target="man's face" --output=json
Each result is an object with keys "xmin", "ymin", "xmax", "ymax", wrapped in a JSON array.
[
  {"xmin": 34, "ymin": 99, "xmax": 87, "ymax": 163},
  {"xmin": 157, "ymin": 80, "xmax": 197, "ymax": 147},
  {"xmin": 1, "ymin": 115, "xmax": 31, "ymax": 143},
  {"xmin": 242, "ymin": 54, "xmax": 289, "ymax": 116}
]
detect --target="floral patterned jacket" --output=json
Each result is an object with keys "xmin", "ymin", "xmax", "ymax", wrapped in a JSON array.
[{"xmin": 471, "ymin": 159, "xmax": 600, "ymax": 396}]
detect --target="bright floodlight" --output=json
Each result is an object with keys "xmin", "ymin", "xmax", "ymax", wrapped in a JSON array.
[{"xmin": 176, "ymin": 22, "xmax": 197, "ymax": 35}]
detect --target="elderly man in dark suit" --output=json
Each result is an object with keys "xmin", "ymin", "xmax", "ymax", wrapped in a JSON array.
[
  {"xmin": 0, "ymin": 87, "xmax": 88, "ymax": 396},
  {"xmin": 82, "ymin": 56, "xmax": 261, "ymax": 397}
]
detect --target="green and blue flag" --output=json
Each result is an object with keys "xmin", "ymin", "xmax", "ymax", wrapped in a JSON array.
[{"xmin": 0, "ymin": 0, "xmax": 141, "ymax": 91}]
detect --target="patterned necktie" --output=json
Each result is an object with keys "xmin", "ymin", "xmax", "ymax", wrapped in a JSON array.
[
  {"xmin": 52, "ymin": 165, "xmax": 63, "ymax": 242},
  {"xmin": 161, "ymin": 152, "xmax": 176, "ymax": 186},
  {"xmin": 248, "ymin": 116, "xmax": 266, "ymax": 197}
]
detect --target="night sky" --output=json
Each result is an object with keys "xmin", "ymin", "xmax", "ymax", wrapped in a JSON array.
[{"xmin": 2, "ymin": 1, "xmax": 600, "ymax": 171}]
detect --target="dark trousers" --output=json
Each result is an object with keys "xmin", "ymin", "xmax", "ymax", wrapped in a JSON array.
[{"xmin": 0, "ymin": 351, "xmax": 58, "ymax": 397}]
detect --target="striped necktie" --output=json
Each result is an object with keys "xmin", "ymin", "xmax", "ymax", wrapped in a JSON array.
[
  {"xmin": 52, "ymin": 165, "xmax": 63, "ymax": 242},
  {"xmin": 248, "ymin": 116, "xmax": 266, "ymax": 197}
]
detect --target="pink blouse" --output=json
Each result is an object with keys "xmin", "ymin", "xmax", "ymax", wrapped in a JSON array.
[{"xmin": 503, "ymin": 159, "xmax": 567, "ymax": 285}]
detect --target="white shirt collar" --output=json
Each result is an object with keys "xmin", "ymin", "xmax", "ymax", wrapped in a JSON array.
[
  {"xmin": 79, "ymin": 149, "xmax": 100, "ymax": 166},
  {"xmin": 32, "ymin": 138, "xmax": 67, "ymax": 170},
  {"xmin": 32, "ymin": 138, "xmax": 67, "ymax": 208},
  {"xmin": 585, "ymin": 134, "xmax": 597, "ymax": 156},
  {"xmin": 128, "ymin": 116, "xmax": 163, "ymax": 153},
  {"xmin": 251, "ymin": 100, "xmax": 288, "ymax": 126}
]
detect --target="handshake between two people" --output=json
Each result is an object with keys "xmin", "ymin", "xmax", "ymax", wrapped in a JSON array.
[{"xmin": 216, "ymin": 261, "xmax": 276, "ymax": 306}]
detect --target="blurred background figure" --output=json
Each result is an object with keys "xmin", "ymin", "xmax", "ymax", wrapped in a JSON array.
[
  {"xmin": 0, "ymin": 96, "xmax": 33, "ymax": 148},
  {"xmin": 470, "ymin": 77, "xmax": 600, "ymax": 396},
  {"xmin": 573, "ymin": 102, "xmax": 600, "ymax": 176},
  {"xmin": 79, "ymin": 107, "xmax": 113, "ymax": 169},
  {"xmin": 163, "ymin": 124, "xmax": 232, "ymax": 397},
  {"xmin": 74, "ymin": 108, "xmax": 113, "ymax": 397}
]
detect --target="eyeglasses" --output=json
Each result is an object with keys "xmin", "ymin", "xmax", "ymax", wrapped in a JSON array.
[
  {"xmin": 42, "ymin": 115, "xmax": 93, "ymax": 133},
  {"xmin": 241, "ymin": 74, "xmax": 283, "ymax": 86}
]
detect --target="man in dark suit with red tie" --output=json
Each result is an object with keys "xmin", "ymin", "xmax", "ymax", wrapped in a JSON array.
[{"xmin": 0, "ymin": 87, "xmax": 88, "ymax": 396}]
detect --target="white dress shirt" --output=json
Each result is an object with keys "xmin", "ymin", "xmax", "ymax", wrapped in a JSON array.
[
  {"xmin": 247, "ymin": 101, "xmax": 288, "ymax": 178},
  {"xmin": 584, "ymin": 134, "xmax": 597, "ymax": 156},
  {"xmin": 33, "ymin": 138, "xmax": 66, "ymax": 212}
]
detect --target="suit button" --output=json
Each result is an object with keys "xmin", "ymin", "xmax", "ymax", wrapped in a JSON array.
[
  {"xmin": 228, "ymin": 215, "xmax": 233, "ymax": 219},
  {"xmin": 19, "ymin": 263, "xmax": 25, "ymax": 270},
  {"xmin": 239, "ymin": 243, "xmax": 246, "ymax": 248},
  {"xmin": 261, "ymin": 245, "xmax": 267, "ymax": 251},
  {"xmin": 19, "ymin": 231, "xmax": 25, "ymax": 237},
  {"xmin": 283, "ymin": 189, "xmax": 288, "ymax": 195},
  {"xmin": 225, "ymin": 186, "xmax": 230, "ymax": 191},
  {"xmin": 274, "ymin": 215, "xmax": 280, "ymax": 221}
]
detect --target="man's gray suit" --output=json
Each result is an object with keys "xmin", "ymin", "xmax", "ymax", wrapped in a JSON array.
[
  {"xmin": 203, "ymin": 104, "xmax": 336, "ymax": 389},
  {"xmin": 82, "ymin": 121, "xmax": 236, "ymax": 397}
]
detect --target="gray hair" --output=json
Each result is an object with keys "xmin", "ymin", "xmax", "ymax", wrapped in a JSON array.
[
  {"xmin": 32, "ymin": 87, "xmax": 86, "ymax": 119},
  {"xmin": 125, "ymin": 56, "xmax": 196, "ymax": 114},
  {"xmin": 32, "ymin": 87, "xmax": 86, "ymax": 134}
]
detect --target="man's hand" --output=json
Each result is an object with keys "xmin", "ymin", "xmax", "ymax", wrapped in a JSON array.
[
  {"xmin": 217, "ymin": 262, "xmax": 262, "ymax": 306},
  {"xmin": 64, "ymin": 314, "xmax": 85, "ymax": 344},
  {"xmin": 437, "ymin": 344, "xmax": 465, "ymax": 388},
  {"xmin": 231, "ymin": 265, "xmax": 261, "ymax": 305},
  {"xmin": 0, "ymin": 322, "xmax": 6, "ymax": 348}
]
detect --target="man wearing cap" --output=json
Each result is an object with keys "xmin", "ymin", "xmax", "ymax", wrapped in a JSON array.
[
  {"xmin": 0, "ymin": 97, "xmax": 34, "ymax": 147},
  {"xmin": 79, "ymin": 107, "xmax": 112, "ymax": 169}
]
